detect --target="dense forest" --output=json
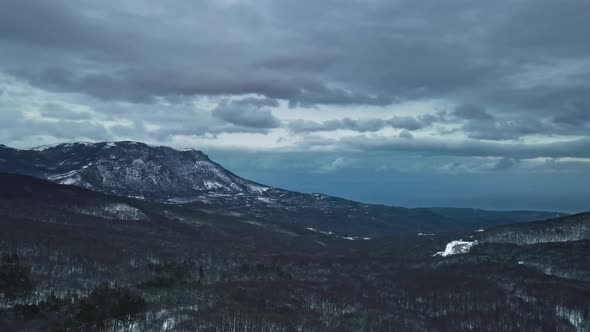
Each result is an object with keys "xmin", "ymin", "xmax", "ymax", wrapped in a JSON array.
[{"xmin": 1, "ymin": 174, "xmax": 589, "ymax": 331}]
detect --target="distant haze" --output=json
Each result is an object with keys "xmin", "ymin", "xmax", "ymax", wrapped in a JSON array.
[{"xmin": 210, "ymin": 151, "xmax": 590, "ymax": 214}]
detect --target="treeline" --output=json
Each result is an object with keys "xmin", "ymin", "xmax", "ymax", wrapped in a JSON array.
[
  {"xmin": 0, "ymin": 253, "xmax": 33, "ymax": 303},
  {"xmin": 2, "ymin": 186, "xmax": 590, "ymax": 331},
  {"xmin": 481, "ymin": 213, "xmax": 590, "ymax": 245},
  {"xmin": 3, "ymin": 245, "xmax": 590, "ymax": 331},
  {"xmin": 10, "ymin": 283, "xmax": 145, "ymax": 331}
]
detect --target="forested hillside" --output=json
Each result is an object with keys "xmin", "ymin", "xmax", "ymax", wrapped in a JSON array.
[
  {"xmin": 0, "ymin": 174, "xmax": 589, "ymax": 331},
  {"xmin": 480, "ymin": 213, "xmax": 590, "ymax": 244}
]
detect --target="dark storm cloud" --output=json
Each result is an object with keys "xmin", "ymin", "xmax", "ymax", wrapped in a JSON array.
[
  {"xmin": 490, "ymin": 1, "xmax": 590, "ymax": 58},
  {"xmin": 0, "ymin": 0, "xmax": 125, "ymax": 53},
  {"xmin": 0, "ymin": 0, "xmax": 587, "ymax": 110}
]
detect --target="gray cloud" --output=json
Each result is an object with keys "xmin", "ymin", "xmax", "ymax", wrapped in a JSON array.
[
  {"xmin": 39, "ymin": 103, "xmax": 92, "ymax": 120},
  {"xmin": 212, "ymin": 98, "xmax": 281, "ymax": 129},
  {"xmin": 0, "ymin": 0, "xmax": 588, "ymax": 161},
  {"xmin": 323, "ymin": 136, "xmax": 590, "ymax": 159},
  {"xmin": 398, "ymin": 130, "xmax": 414, "ymax": 140},
  {"xmin": 460, "ymin": 117, "xmax": 542, "ymax": 141},
  {"xmin": 449, "ymin": 104, "xmax": 579, "ymax": 141},
  {"xmin": 288, "ymin": 114, "xmax": 437, "ymax": 133},
  {"xmin": 452, "ymin": 105, "xmax": 494, "ymax": 121},
  {"xmin": 0, "ymin": 115, "xmax": 110, "ymax": 143},
  {"xmin": 553, "ymin": 102, "xmax": 590, "ymax": 126},
  {"xmin": 491, "ymin": 157, "xmax": 520, "ymax": 171},
  {"xmin": 288, "ymin": 118, "xmax": 386, "ymax": 133},
  {"xmin": 0, "ymin": 0, "xmax": 588, "ymax": 113}
]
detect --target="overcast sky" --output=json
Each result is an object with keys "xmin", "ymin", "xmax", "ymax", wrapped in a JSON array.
[{"xmin": 1, "ymin": 0, "xmax": 589, "ymax": 212}]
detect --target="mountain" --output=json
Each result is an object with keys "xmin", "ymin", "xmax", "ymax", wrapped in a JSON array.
[
  {"xmin": 1, "ymin": 141, "xmax": 269, "ymax": 199},
  {"xmin": 0, "ymin": 173, "xmax": 336, "ymax": 257},
  {"xmin": 0, "ymin": 141, "xmax": 566, "ymax": 237}
]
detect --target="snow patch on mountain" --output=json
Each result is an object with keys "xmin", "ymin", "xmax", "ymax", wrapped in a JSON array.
[
  {"xmin": 75, "ymin": 203, "xmax": 147, "ymax": 221},
  {"xmin": 434, "ymin": 240, "xmax": 477, "ymax": 257},
  {"xmin": 48, "ymin": 169, "xmax": 81, "ymax": 185},
  {"xmin": 33, "ymin": 142, "xmax": 95, "ymax": 151},
  {"xmin": 248, "ymin": 183, "xmax": 270, "ymax": 194},
  {"xmin": 203, "ymin": 181, "xmax": 225, "ymax": 190},
  {"xmin": 257, "ymin": 197, "xmax": 274, "ymax": 204}
]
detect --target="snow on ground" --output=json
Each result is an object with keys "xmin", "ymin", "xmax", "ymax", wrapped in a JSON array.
[
  {"xmin": 434, "ymin": 240, "xmax": 477, "ymax": 257},
  {"xmin": 418, "ymin": 233, "xmax": 435, "ymax": 236},
  {"xmin": 32, "ymin": 143, "xmax": 61, "ymax": 151},
  {"xmin": 247, "ymin": 183, "xmax": 270, "ymax": 194},
  {"xmin": 203, "ymin": 180, "xmax": 226, "ymax": 190},
  {"xmin": 305, "ymin": 227, "xmax": 333, "ymax": 235},
  {"xmin": 306, "ymin": 227, "xmax": 371, "ymax": 241},
  {"xmin": 48, "ymin": 169, "xmax": 81, "ymax": 185},
  {"xmin": 76, "ymin": 203, "xmax": 147, "ymax": 221},
  {"xmin": 167, "ymin": 197, "xmax": 207, "ymax": 204},
  {"xmin": 256, "ymin": 197, "xmax": 274, "ymax": 204},
  {"xmin": 33, "ymin": 142, "xmax": 94, "ymax": 151},
  {"xmin": 474, "ymin": 229, "xmax": 485, "ymax": 232},
  {"xmin": 343, "ymin": 236, "xmax": 372, "ymax": 241}
]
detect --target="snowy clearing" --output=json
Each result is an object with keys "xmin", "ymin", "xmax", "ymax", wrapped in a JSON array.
[{"xmin": 434, "ymin": 240, "xmax": 477, "ymax": 257}]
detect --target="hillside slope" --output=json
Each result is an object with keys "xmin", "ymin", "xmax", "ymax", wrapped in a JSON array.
[
  {"xmin": 0, "ymin": 174, "xmax": 588, "ymax": 331},
  {"xmin": 479, "ymin": 212, "xmax": 590, "ymax": 244}
]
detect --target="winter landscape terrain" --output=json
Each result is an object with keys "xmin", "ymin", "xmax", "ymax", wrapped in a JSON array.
[
  {"xmin": 0, "ymin": 142, "xmax": 589, "ymax": 331},
  {"xmin": 2, "ymin": 0, "xmax": 589, "ymax": 330}
]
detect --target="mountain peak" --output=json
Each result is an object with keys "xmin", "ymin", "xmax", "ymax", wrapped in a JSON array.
[
  {"xmin": 2, "ymin": 141, "xmax": 261, "ymax": 200},
  {"xmin": 31, "ymin": 141, "xmax": 210, "ymax": 158}
]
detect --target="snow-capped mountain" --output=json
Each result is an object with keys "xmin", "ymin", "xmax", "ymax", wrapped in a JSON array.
[
  {"xmin": 0, "ymin": 141, "xmax": 565, "ymax": 237},
  {"xmin": 4, "ymin": 141, "xmax": 269, "ymax": 201}
]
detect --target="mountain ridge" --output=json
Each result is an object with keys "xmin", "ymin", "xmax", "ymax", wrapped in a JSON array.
[{"xmin": 0, "ymin": 141, "xmax": 567, "ymax": 237}]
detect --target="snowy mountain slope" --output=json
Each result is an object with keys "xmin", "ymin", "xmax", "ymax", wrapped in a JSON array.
[
  {"xmin": 1, "ymin": 141, "xmax": 269, "ymax": 200},
  {"xmin": 0, "ymin": 141, "xmax": 566, "ymax": 237}
]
